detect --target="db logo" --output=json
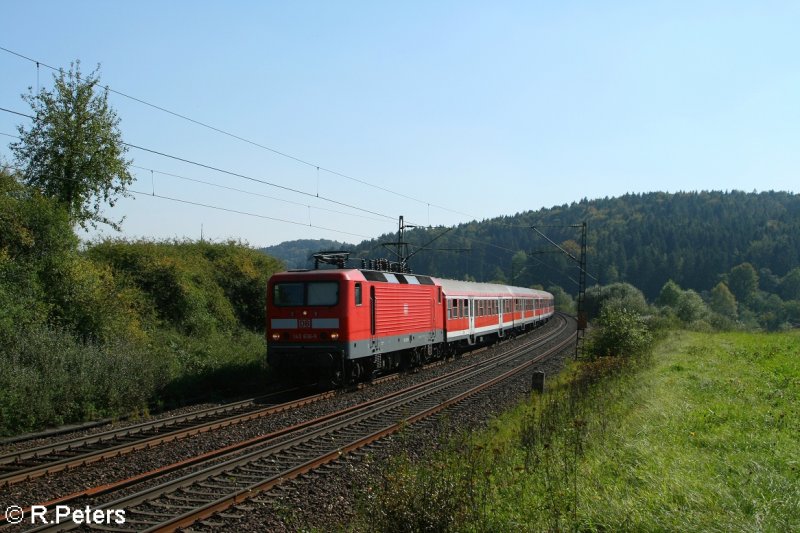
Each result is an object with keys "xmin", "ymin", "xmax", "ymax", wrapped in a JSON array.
[{"xmin": 299, "ymin": 319, "xmax": 311, "ymax": 329}]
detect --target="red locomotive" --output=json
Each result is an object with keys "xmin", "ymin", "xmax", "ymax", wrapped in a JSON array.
[{"xmin": 266, "ymin": 267, "xmax": 554, "ymax": 384}]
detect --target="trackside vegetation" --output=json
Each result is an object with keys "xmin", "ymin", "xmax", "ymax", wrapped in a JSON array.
[
  {"xmin": 355, "ymin": 326, "xmax": 799, "ymax": 532},
  {"xmin": 0, "ymin": 168, "xmax": 283, "ymax": 435}
]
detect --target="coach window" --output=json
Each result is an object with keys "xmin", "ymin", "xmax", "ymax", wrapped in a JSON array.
[{"xmin": 355, "ymin": 283, "xmax": 362, "ymax": 306}]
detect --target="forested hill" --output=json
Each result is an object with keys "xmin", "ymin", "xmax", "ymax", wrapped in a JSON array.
[
  {"xmin": 265, "ymin": 191, "xmax": 800, "ymax": 300},
  {"xmin": 260, "ymin": 239, "xmax": 351, "ymax": 269}
]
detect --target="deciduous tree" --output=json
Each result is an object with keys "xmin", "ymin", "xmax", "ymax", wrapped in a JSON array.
[
  {"xmin": 728, "ymin": 263, "xmax": 759, "ymax": 304},
  {"xmin": 710, "ymin": 282, "xmax": 738, "ymax": 319},
  {"xmin": 11, "ymin": 61, "xmax": 132, "ymax": 230}
]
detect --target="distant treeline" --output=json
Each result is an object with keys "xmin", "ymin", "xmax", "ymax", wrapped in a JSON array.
[{"xmin": 350, "ymin": 191, "xmax": 800, "ymax": 299}]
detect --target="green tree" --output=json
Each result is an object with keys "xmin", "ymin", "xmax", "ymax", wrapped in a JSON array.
[
  {"xmin": 585, "ymin": 282, "xmax": 648, "ymax": 320},
  {"xmin": 592, "ymin": 302, "xmax": 652, "ymax": 358},
  {"xmin": 728, "ymin": 263, "xmax": 759, "ymax": 305},
  {"xmin": 547, "ymin": 284, "xmax": 575, "ymax": 313},
  {"xmin": 656, "ymin": 279, "xmax": 683, "ymax": 308},
  {"xmin": 11, "ymin": 61, "xmax": 132, "ymax": 230},
  {"xmin": 676, "ymin": 289, "xmax": 710, "ymax": 324},
  {"xmin": 779, "ymin": 267, "xmax": 800, "ymax": 301},
  {"xmin": 511, "ymin": 250, "xmax": 527, "ymax": 285},
  {"xmin": 785, "ymin": 300, "xmax": 800, "ymax": 326},
  {"xmin": 709, "ymin": 282, "xmax": 738, "ymax": 319}
]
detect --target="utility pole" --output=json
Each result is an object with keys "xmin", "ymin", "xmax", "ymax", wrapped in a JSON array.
[
  {"xmin": 531, "ymin": 222, "xmax": 591, "ymax": 359},
  {"xmin": 379, "ymin": 216, "xmax": 461, "ymax": 274},
  {"xmin": 380, "ymin": 215, "xmax": 415, "ymax": 273},
  {"xmin": 576, "ymin": 222, "xmax": 588, "ymax": 359}
]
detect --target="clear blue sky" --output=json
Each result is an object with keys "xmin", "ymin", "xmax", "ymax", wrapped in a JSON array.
[{"xmin": 2, "ymin": 1, "xmax": 798, "ymax": 247}]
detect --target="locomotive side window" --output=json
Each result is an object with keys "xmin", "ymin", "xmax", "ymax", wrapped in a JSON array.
[{"xmin": 355, "ymin": 283, "xmax": 362, "ymax": 306}]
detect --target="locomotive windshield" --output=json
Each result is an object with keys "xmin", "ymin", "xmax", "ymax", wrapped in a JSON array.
[{"xmin": 273, "ymin": 281, "xmax": 339, "ymax": 306}]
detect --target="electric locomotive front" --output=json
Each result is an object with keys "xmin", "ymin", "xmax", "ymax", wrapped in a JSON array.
[
  {"xmin": 266, "ymin": 269, "xmax": 361, "ymax": 382},
  {"xmin": 267, "ymin": 268, "xmax": 446, "ymax": 384}
]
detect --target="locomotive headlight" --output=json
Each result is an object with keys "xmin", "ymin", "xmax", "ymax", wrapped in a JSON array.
[
  {"xmin": 330, "ymin": 332, "xmax": 340, "ymax": 340},
  {"xmin": 271, "ymin": 333, "xmax": 281, "ymax": 341}
]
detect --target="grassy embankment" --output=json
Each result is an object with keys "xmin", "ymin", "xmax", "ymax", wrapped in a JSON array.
[{"xmin": 357, "ymin": 330, "xmax": 799, "ymax": 532}]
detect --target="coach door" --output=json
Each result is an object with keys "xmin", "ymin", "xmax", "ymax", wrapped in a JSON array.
[
  {"xmin": 498, "ymin": 297, "xmax": 505, "ymax": 337},
  {"xmin": 468, "ymin": 298, "xmax": 475, "ymax": 344}
]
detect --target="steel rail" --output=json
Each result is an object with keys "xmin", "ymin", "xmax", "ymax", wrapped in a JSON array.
[
  {"xmin": 3, "ymin": 321, "xmax": 558, "ymax": 527},
  {"xmin": 0, "ymin": 387, "xmax": 333, "ymax": 488},
  {"xmin": 147, "ymin": 321, "xmax": 575, "ymax": 532},
  {"xmin": 0, "ymin": 321, "xmax": 531, "ymax": 490},
  {"xmin": 23, "ymin": 316, "xmax": 573, "ymax": 532}
]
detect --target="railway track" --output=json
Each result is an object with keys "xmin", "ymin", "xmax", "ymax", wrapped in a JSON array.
[
  {"xmin": 16, "ymin": 315, "xmax": 574, "ymax": 532},
  {"xmin": 0, "ymin": 387, "xmax": 333, "ymax": 488}
]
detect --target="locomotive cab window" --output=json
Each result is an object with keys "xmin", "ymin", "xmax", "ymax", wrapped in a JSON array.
[
  {"xmin": 355, "ymin": 283, "xmax": 362, "ymax": 306},
  {"xmin": 308, "ymin": 282, "xmax": 338, "ymax": 305},
  {"xmin": 273, "ymin": 283, "xmax": 304, "ymax": 306},
  {"xmin": 273, "ymin": 281, "xmax": 339, "ymax": 307}
]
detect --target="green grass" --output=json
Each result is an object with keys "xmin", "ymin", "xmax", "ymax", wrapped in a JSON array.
[
  {"xmin": 578, "ymin": 331, "xmax": 799, "ymax": 532},
  {"xmin": 355, "ymin": 331, "xmax": 800, "ymax": 532}
]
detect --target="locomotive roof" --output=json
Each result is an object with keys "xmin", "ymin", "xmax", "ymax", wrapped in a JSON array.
[
  {"xmin": 271, "ymin": 269, "xmax": 435, "ymax": 285},
  {"xmin": 272, "ymin": 269, "xmax": 551, "ymax": 298}
]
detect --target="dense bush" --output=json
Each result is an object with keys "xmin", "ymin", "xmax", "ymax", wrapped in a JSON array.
[
  {"xmin": 87, "ymin": 239, "xmax": 282, "ymax": 335},
  {"xmin": 584, "ymin": 282, "xmax": 649, "ymax": 320},
  {"xmin": 590, "ymin": 302, "xmax": 653, "ymax": 358},
  {"xmin": 1, "ymin": 169, "xmax": 285, "ymax": 435},
  {"xmin": 0, "ymin": 322, "xmax": 165, "ymax": 433}
]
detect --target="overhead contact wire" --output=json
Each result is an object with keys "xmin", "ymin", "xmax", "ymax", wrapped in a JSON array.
[
  {"xmin": 124, "ymin": 142, "xmax": 397, "ymax": 221},
  {"xmin": 1, "ymin": 46, "xmax": 477, "ymax": 220}
]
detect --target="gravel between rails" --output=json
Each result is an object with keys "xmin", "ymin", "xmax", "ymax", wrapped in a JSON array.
[
  {"xmin": 0, "ymin": 318, "xmax": 570, "ymax": 533},
  {"xmin": 192, "ymin": 319, "xmax": 575, "ymax": 532}
]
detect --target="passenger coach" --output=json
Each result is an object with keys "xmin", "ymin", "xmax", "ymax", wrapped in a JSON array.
[{"xmin": 438, "ymin": 278, "xmax": 554, "ymax": 346}]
